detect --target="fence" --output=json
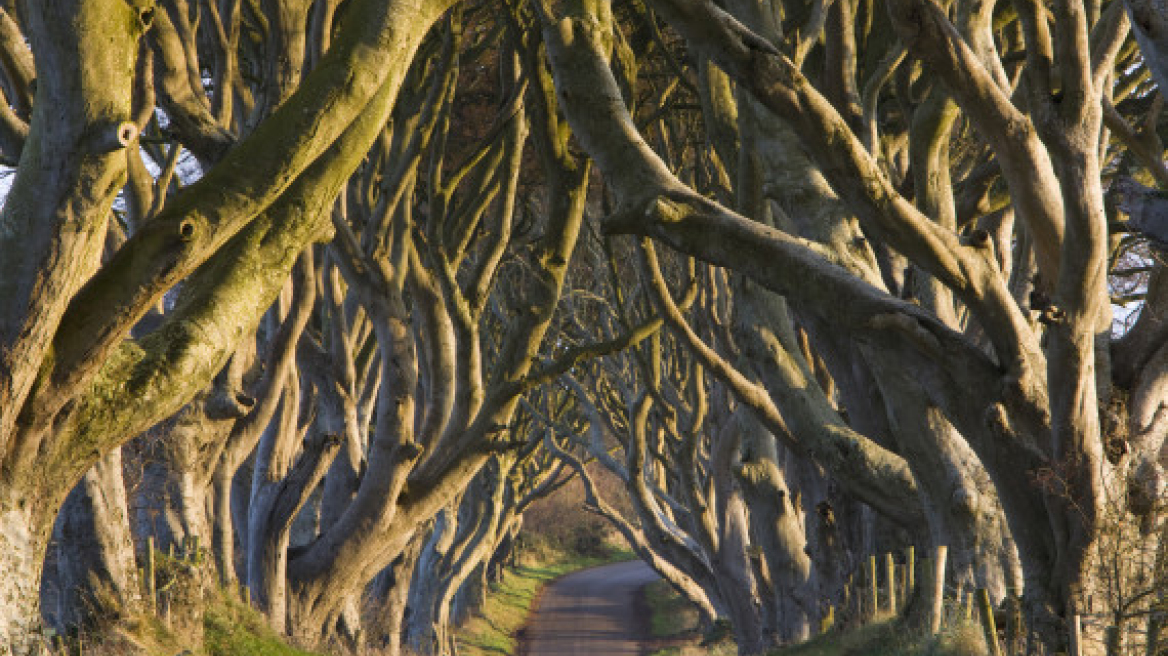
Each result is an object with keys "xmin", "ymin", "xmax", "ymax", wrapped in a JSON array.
[{"xmin": 821, "ymin": 546, "xmax": 1163, "ymax": 656}]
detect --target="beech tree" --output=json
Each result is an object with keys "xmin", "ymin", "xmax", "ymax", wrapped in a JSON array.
[
  {"xmin": 538, "ymin": 0, "xmax": 1167, "ymax": 652},
  {"xmin": 401, "ymin": 437, "xmax": 570, "ymax": 656},
  {"xmin": 0, "ymin": 0, "xmax": 459, "ymax": 650},
  {"xmin": 4, "ymin": 0, "xmax": 1168, "ymax": 654},
  {"xmin": 528, "ymin": 229, "xmax": 847, "ymax": 652},
  {"xmin": 3, "ymin": 0, "xmax": 647, "ymax": 650}
]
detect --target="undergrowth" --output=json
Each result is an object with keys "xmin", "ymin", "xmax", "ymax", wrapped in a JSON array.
[
  {"xmin": 43, "ymin": 593, "xmax": 328, "ymax": 656},
  {"xmin": 643, "ymin": 581, "xmax": 990, "ymax": 656},
  {"xmin": 203, "ymin": 594, "xmax": 322, "ymax": 656},
  {"xmin": 47, "ymin": 512, "xmax": 630, "ymax": 656}
]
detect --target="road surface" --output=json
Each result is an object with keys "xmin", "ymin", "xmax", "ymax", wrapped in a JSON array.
[{"xmin": 522, "ymin": 560, "xmax": 659, "ymax": 656}]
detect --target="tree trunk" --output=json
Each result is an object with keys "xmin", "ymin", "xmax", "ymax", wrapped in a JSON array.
[
  {"xmin": 248, "ymin": 397, "xmax": 340, "ymax": 634},
  {"xmin": 0, "ymin": 0, "xmax": 459, "ymax": 652},
  {"xmin": 431, "ymin": 474, "xmax": 510, "ymax": 656},
  {"xmin": 133, "ymin": 401, "xmax": 222, "ymax": 552},
  {"xmin": 715, "ymin": 493, "xmax": 771, "ymax": 653},
  {"xmin": 317, "ymin": 392, "xmax": 364, "ymax": 534},
  {"xmin": 549, "ymin": 434, "xmax": 722, "ymax": 626},
  {"xmin": 45, "ymin": 450, "xmax": 139, "ymax": 634},
  {"xmin": 370, "ymin": 530, "xmax": 427, "ymax": 656},
  {"xmin": 231, "ymin": 453, "xmax": 254, "ymax": 586},
  {"xmin": 453, "ymin": 562, "xmax": 488, "ymax": 624},
  {"xmin": 210, "ymin": 462, "xmax": 238, "ymax": 589},
  {"xmin": 0, "ymin": 502, "xmax": 48, "ymax": 655},
  {"xmin": 710, "ymin": 413, "xmax": 770, "ymax": 654},
  {"xmin": 736, "ymin": 417, "xmax": 813, "ymax": 644},
  {"xmin": 732, "ymin": 63, "xmax": 1021, "ymax": 604},
  {"xmin": 405, "ymin": 512, "xmax": 455, "ymax": 655}
]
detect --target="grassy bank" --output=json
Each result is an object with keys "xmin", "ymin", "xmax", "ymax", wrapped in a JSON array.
[
  {"xmin": 54, "ymin": 542, "xmax": 628, "ymax": 656},
  {"xmin": 642, "ymin": 578, "xmax": 734, "ymax": 656},
  {"xmin": 46, "ymin": 594, "xmax": 327, "ymax": 656},
  {"xmin": 643, "ymin": 581, "xmax": 988, "ymax": 656},
  {"xmin": 201, "ymin": 541, "xmax": 630, "ymax": 656},
  {"xmin": 770, "ymin": 620, "xmax": 985, "ymax": 656},
  {"xmin": 203, "ymin": 596, "xmax": 323, "ymax": 656}
]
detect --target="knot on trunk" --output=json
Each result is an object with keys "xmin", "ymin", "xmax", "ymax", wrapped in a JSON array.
[
  {"xmin": 1037, "ymin": 305, "xmax": 1065, "ymax": 326},
  {"xmin": 86, "ymin": 121, "xmax": 138, "ymax": 153},
  {"xmin": 960, "ymin": 228, "xmax": 992, "ymax": 249}
]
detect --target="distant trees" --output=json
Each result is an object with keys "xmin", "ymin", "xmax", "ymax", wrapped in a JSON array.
[{"xmin": 1, "ymin": 1, "xmax": 1167, "ymax": 655}]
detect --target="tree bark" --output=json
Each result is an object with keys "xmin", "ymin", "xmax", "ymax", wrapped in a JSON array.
[
  {"xmin": 370, "ymin": 529, "xmax": 427, "ymax": 656},
  {"xmin": 0, "ymin": 502, "xmax": 48, "ymax": 654},
  {"xmin": 45, "ymin": 450, "xmax": 139, "ymax": 634}
]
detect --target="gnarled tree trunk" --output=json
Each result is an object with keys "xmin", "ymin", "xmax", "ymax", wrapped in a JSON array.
[{"xmin": 44, "ymin": 450, "xmax": 139, "ymax": 634}]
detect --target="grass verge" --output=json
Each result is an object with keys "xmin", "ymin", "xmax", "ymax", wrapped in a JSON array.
[
  {"xmin": 642, "ymin": 582, "xmax": 989, "ymax": 656},
  {"xmin": 645, "ymin": 578, "xmax": 699, "ymax": 639},
  {"xmin": 203, "ymin": 594, "xmax": 323, "ymax": 656},
  {"xmin": 54, "ymin": 543, "xmax": 630, "ymax": 656},
  {"xmin": 642, "ymin": 578, "xmax": 734, "ymax": 656},
  {"xmin": 46, "ymin": 593, "xmax": 328, "ymax": 656},
  {"xmin": 774, "ymin": 618, "xmax": 986, "ymax": 656}
]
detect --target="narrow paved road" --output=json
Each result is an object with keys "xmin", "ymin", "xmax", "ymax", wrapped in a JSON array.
[{"xmin": 522, "ymin": 560, "xmax": 658, "ymax": 656}]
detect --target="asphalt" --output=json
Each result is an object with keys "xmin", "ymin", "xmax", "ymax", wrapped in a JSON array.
[{"xmin": 521, "ymin": 559, "xmax": 659, "ymax": 656}]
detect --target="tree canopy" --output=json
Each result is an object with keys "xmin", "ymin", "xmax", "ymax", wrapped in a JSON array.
[{"xmin": 2, "ymin": 1, "xmax": 1168, "ymax": 655}]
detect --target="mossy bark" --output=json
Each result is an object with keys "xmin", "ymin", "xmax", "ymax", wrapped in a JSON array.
[
  {"xmin": 1, "ymin": 1, "xmax": 457, "ymax": 649},
  {"xmin": 0, "ymin": 1, "xmax": 142, "ymax": 650}
]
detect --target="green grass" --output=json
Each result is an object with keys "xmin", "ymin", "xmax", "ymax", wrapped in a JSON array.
[
  {"xmin": 58, "ymin": 543, "xmax": 631, "ymax": 656},
  {"xmin": 45, "ymin": 594, "xmax": 329, "ymax": 656},
  {"xmin": 773, "ymin": 619, "xmax": 987, "ymax": 656},
  {"xmin": 642, "ymin": 579, "xmax": 734, "ymax": 656},
  {"xmin": 203, "ymin": 595, "xmax": 324, "ymax": 656},
  {"xmin": 643, "ymin": 582, "xmax": 989, "ymax": 656},
  {"xmin": 203, "ymin": 548, "xmax": 628, "ymax": 656},
  {"xmin": 455, "ymin": 546, "xmax": 634, "ymax": 656},
  {"xmin": 644, "ymin": 578, "xmax": 700, "ymax": 638},
  {"xmin": 205, "ymin": 544, "xmax": 633, "ymax": 656}
]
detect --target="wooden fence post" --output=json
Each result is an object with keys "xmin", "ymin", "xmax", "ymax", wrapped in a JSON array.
[
  {"xmin": 1147, "ymin": 612, "xmax": 1162, "ymax": 656},
  {"xmin": 868, "ymin": 554, "xmax": 879, "ymax": 621},
  {"xmin": 976, "ymin": 588, "xmax": 1003, "ymax": 656},
  {"xmin": 145, "ymin": 536, "xmax": 157, "ymax": 616},
  {"xmin": 1069, "ymin": 614, "xmax": 1082, "ymax": 656},
  {"xmin": 884, "ymin": 553, "xmax": 896, "ymax": 613},
  {"xmin": 929, "ymin": 546, "xmax": 947, "ymax": 635},
  {"xmin": 137, "ymin": 567, "xmax": 146, "ymax": 607},
  {"xmin": 1105, "ymin": 626, "xmax": 1120, "ymax": 656},
  {"xmin": 906, "ymin": 546, "xmax": 915, "ymax": 599},
  {"xmin": 896, "ymin": 564, "xmax": 906, "ymax": 613},
  {"xmin": 850, "ymin": 574, "xmax": 859, "ymax": 620}
]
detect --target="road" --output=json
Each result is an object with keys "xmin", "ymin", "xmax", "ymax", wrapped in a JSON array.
[{"xmin": 522, "ymin": 560, "xmax": 659, "ymax": 656}]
